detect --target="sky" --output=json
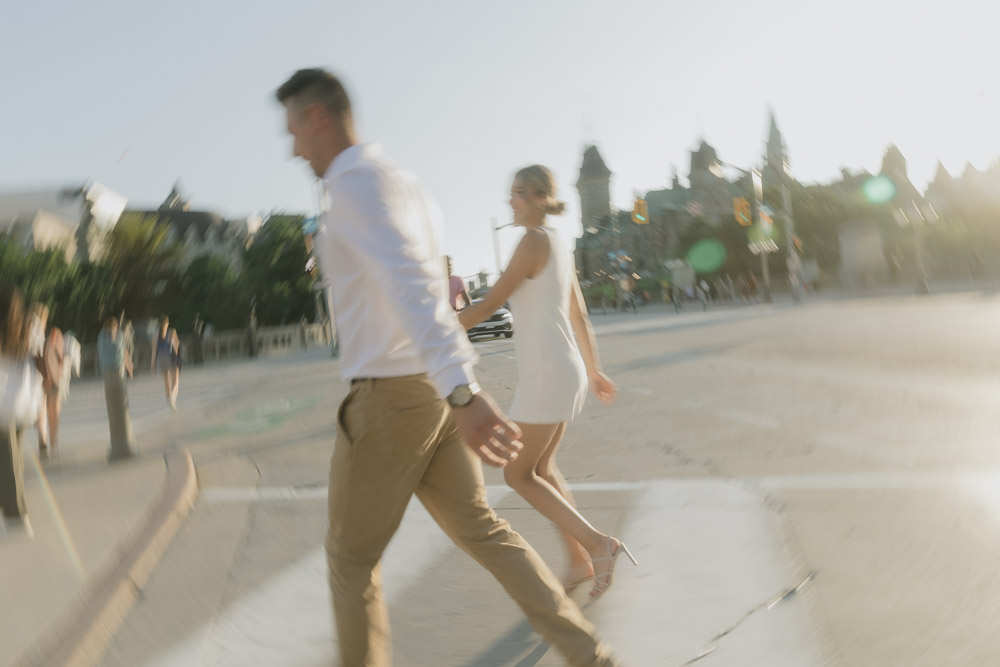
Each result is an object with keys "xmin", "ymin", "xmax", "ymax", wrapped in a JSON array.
[{"xmin": 2, "ymin": 0, "xmax": 997, "ymax": 279}]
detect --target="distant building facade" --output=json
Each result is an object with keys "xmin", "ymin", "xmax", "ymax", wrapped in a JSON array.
[
  {"xmin": 126, "ymin": 185, "xmax": 261, "ymax": 270},
  {"xmin": 0, "ymin": 183, "xmax": 126, "ymax": 262}
]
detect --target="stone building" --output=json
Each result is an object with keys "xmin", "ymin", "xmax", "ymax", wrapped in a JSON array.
[{"xmin": 126, "ymin": 186, "xmax": 261, "ymax": 270}]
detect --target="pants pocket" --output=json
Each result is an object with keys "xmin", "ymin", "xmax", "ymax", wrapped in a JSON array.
[{"xmin": 336, "ymin": 385, "xmax": 364, "ymax": 446}]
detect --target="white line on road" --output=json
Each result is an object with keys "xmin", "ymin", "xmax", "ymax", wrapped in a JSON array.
[
  {"xmin": 756, "ymin": 469, "xmax": 1000, "ymax": 491},
  {"xmin": 200, "ymin": 481, "xmax": 641, "ymax": 504},
  {"xmin": 811, "ymin": 431, "xmax": 906, "ymax": 464},
  {"xmin": 717, "ymin": 409, "xmax": 781, "ymax": 430}
]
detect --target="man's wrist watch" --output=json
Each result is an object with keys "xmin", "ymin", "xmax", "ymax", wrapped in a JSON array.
[{"xmin": 446, "ymin": 382, "xmax": 481, "ymax": 408}]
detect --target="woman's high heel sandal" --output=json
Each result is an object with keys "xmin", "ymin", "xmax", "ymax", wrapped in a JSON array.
[{"xmin": 589, "ymin": 537, "xmax": 638, "ymax": 599}]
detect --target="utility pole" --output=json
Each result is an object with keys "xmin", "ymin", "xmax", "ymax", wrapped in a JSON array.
[
  {"xmin": 781, "ymin": 167, "xmax": 801, "ymax": 303},
  {"xmin": 491, "ymin": 217, "xmax": 502, "ymax": 278}
]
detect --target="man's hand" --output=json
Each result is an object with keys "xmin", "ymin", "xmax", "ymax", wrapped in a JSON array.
[{"xmin": 449, "ymin": 391, "xmax": 523, "ymax": 467}]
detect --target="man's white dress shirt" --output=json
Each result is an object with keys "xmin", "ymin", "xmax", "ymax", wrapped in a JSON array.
[{"xmin": 318, "ymin": 143, "xmax": 477, "ymax": 399}]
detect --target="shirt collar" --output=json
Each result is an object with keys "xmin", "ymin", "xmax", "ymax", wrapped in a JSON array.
[{"xmin": 324, "ymin": 142, "xmax": 381, "ymax": 181}]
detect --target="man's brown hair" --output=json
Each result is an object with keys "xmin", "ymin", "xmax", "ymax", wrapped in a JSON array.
[{"xmin": 276, "ymin": 68, "xmax": 352, "ymax": 123}]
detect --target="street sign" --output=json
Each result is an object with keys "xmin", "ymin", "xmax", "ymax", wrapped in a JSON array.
[
  {"xmin": 733, "ymin": 197, "xmax": 751, "ymax": 226},
  {"xmin": 759, "ymin": 204, "xmax": 774, "ymax": 238}
]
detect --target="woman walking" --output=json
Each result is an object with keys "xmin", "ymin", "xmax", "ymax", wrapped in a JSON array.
[
  {"xmin": 27, "ymin": 303, "xmax": 49, "ymax": 456},
  {"xmin": 459, "ymin": 165, "xmax": 636, "ymax": 599},
  {"xmin": 151, "ymin": 316, "xmax": 179, "ymax": 410},
  {"xmin": 39, "ymin": 326, "xmax": 65, "ymax": 456},
  {"xmin": 0, "ymin": 286, "xmax": 42, "ymax": 535}
]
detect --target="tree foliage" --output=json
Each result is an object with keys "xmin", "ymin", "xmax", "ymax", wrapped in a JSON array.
[
  {"xmin": 245, "ymin": 214, "xmax": 316, "ymax": 326},
  {"xmin": 1, "ymin": 212, "xmax": 316, "ymax": 341}
]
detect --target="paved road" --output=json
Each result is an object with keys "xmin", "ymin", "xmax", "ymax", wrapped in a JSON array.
[{"xmin": 91, "ymin": 293, "xmax": 1000, "ymax": 666}]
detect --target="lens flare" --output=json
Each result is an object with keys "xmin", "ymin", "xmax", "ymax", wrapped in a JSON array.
[
  {"xmin": 862, "ymin": 175, "xmax": 896, "ymax": 204},
  {"xmin": 686, "ymin": 239, "xmax": 727, "ymax": 273}
]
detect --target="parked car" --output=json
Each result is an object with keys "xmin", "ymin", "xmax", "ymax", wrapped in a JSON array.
[{"xmin": 467, "ymin": 299, "xmax": 513, "ymax": 340}]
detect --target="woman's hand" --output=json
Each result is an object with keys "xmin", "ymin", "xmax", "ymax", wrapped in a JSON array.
[{"xmin": 589, "ymin": 371, "xmax": 618, "ymax": 405}]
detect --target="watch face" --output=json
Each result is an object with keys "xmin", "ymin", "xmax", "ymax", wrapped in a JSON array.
[{"xmin": 449, "ymin": 385, "xmax": 472, "ymax": 407}]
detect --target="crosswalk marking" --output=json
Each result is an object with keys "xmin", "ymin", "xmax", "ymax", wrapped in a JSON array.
[{"xmin": 148, "ymin": 480, "xmax": 821, "ymax": 666}]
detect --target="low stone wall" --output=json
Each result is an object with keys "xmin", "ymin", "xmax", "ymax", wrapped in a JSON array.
[{"xmin": 79, "ymin": 323, "xmax": 331, "ymax": 377}]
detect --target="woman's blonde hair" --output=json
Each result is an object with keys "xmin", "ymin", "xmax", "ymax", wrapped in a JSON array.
[{"xmin": 516, "ymin": 165, "xmax": 566, "ymax": 216}]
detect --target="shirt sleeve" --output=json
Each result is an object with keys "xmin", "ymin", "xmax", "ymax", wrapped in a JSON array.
[{"xmin": 329, "ymin": 168, "xmax": 477, "ymax": 399}]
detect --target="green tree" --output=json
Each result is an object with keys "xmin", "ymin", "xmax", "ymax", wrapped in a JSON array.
[
  {"xmin": 53, "ymin": 262, "xmax": 115, "ymax": 340},
  {"xmin": 100, "ymin": 212, "xmax": 183, "ymax": 322},
  {"xmin": 174, "ymin": 254, "xmax": 249, "ymax": 332},
  {"xmin": 245, "ymin": 214, "xmax": 315, "ymax": 325}
]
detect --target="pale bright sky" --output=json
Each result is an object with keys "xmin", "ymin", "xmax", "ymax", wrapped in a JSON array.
[{"xmin": 2, "ymin": 0, "xmax": 997, "ymax": 279}]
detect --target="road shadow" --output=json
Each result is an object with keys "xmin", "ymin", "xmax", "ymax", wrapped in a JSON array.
[{"xmin": 459, "ymin": 618, "xmax": 551, "ymax": 666}]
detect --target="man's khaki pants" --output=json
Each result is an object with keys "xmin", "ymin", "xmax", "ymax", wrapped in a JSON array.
[{"xmin": 327, "ymin": 375, "xmax": 618, "ymax": 667}]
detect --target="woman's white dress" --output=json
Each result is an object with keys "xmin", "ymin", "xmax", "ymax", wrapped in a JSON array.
[{"xmin": 507, "ymin": 226, "xmax": 588, "ymax": 424}]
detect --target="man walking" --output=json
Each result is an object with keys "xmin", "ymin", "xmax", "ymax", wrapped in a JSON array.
[{"xmin": 277, "ymin": 68, "xmax": 620, "ymax": 667}]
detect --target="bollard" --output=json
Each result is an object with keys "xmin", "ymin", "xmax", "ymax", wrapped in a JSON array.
[{"xmin": 105, "ymin": 371, "xmax": 136, "ymax": 461}]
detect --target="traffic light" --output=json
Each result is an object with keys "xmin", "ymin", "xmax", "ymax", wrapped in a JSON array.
[
  {"xmin": 632, "ymin": 198, "xmax": 648, "ymax": 224},
  {"xmin": 733, "ymin": 197, "xmax": 751, "ymax": 226}
]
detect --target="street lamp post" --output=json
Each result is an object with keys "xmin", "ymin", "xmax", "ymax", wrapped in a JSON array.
[
  {"xmin": 894, "ymin": 200, "xmax": 938, "ymax": 295},
  {"xmin": 585, "ymin": 216, "xmax": 629, "ymax": 309},
  {"xmin": 726, "ymin": 164, "xmax": 775, "ymax": 302},
  {"xmin": 491, "ymin": 218, "xmax": 516, "ymax": 279},
  {"xmin": 748, "ymin": 239, "xmax": 779, "ymax": 301}
]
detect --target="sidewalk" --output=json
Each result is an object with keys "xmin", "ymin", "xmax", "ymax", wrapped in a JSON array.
[
  {"xmin": 0, "ymin": 453, "xmax": 167, "ymax": 666},
  {"xmin": 0, "ymin": 352, "xmax": 320, "ymax": 667}
]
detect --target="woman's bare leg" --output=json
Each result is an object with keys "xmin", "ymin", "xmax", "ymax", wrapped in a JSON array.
[
  {"xmin": 533, "ymin": 423, "xmax": 593, "ymax": 582},
  {"xmin": 504, "ymin": 422, "xmax": 610, "ymax": 559},
  {"xmin": 170, "ymin": 368, "xmax": 180, "ymax": 405},
  {"xmin": 37, "ymin": 395, "xmax": 48, "ymax": 452},
  {"xmin": 46, "ymin": 395, "xmax": 61, "ymax": 452}
]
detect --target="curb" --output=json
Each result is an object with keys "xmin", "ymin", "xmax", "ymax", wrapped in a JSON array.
[{"xmin": 14, "ymin": 449, "xmax": 200, "ymax": 667}]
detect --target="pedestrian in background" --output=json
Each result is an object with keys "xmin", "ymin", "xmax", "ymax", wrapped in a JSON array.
[
  {"xmin": 446, "ymin": 256, "xmax": 471, "ymax": 311},
  {"xmin": 27, "ymin": 303, "xmax": 49, "ymax": 457},
  {"xmin": 59, "ymin": 331, "xmax": 82, "ymax": 406},
  {"xmin": 0, "ymin": 286, "xmax": 42, "ymax": 535},
  {"xmin": 38, "ymin": 326, "xmax": 65, "ymax": 457},
  {"xmin": 169, "ymin": 327, "xmax": 182, "ymax": 405},
  {"xmin": 151, "ymin": 316, "xmax": 179, "ymax": 410}
]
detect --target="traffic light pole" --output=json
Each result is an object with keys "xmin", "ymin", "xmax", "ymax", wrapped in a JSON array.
[
  {"xmin": 781, "ymin": 180, "xmax": 801, "ymax": 302},
  {"xmin": 761, "ymin": 250, "xmax": 772, "ymax": 302}
]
